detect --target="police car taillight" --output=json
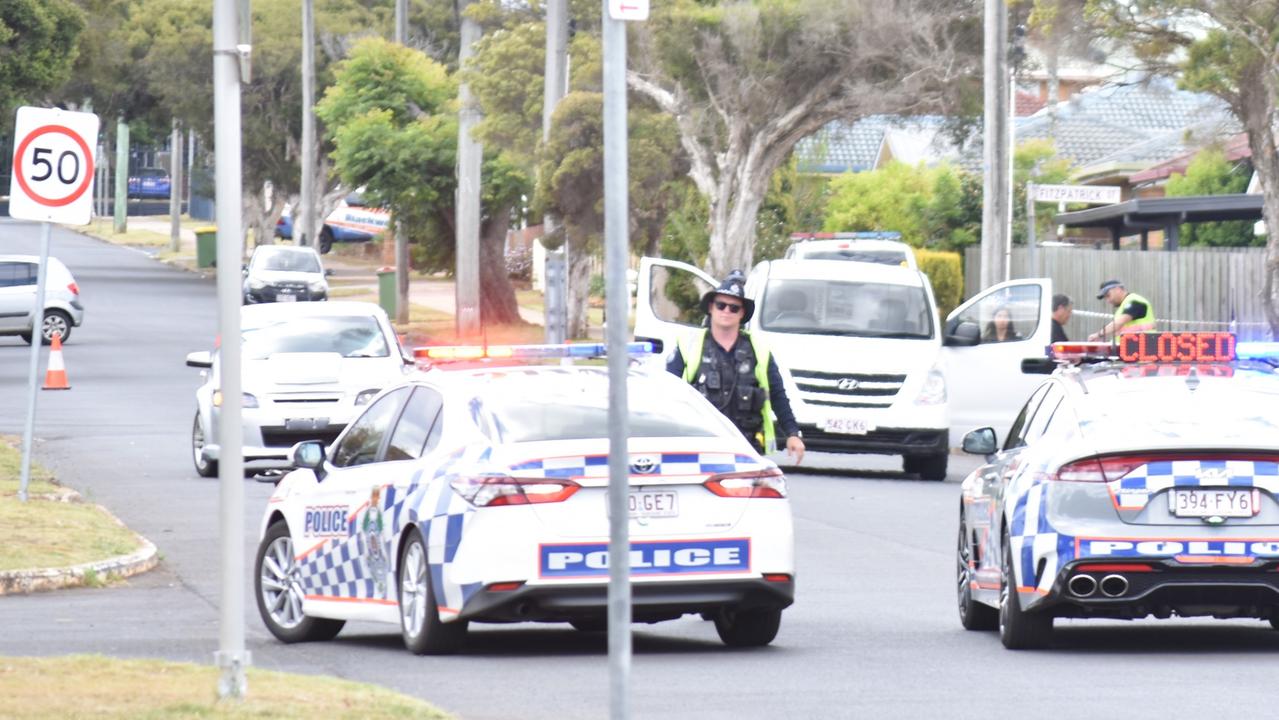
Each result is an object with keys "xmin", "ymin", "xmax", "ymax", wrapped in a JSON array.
[
  {"xmin": 450, "ymin": 475, "xmax": 580, "ymax": 507},
  {"xmin": 703, "ymin": 467, "xmax": 787, "ymax": 499},
  {"xmin": 1048, "ymin": 455, "xmax": 1152, "ymax": 483}
]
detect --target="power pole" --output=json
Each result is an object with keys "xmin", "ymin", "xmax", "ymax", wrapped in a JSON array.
[
  {"xmin": 542, "ymin": 0, "xmax": 569, "ymax": 343},
  {"xmin": 455, "ymin": 0, "xmax": 482, "ymax": 338},
  {"xmin": 213, "ymin": 0, "xmax": 249, "ymax": 699},
  {"xmin": 981, "ymin": 0, "xmax": 1011, "ymax": 289},
  {"xmin": 114, "ymin": 117, "xmax": 128, "ymax": 234},
  {"xmin": 170, "ymin": 119, "xmax": 183, "ymax": 253},
  {"xmin": 299, "ymin": 0, "xmax": 316, "ymax": 249},
  {"xmin": 394, "ymin": 0, "xmax": 410, "ymax": 325}
]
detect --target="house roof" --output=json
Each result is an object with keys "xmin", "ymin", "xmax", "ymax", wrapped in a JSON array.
[
  {"xmin": 1055, "ymin": 193, "xmax": 1263, "ymax": 238},
  {"xmin": 1127, "ymin": 132, "xmax": 1251, "ymax": 185},
  {"xmin": 793, "ymin": 117, "xmax": 893, "ymax": 174}
]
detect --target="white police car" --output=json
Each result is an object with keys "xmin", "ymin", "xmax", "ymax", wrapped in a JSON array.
[
  {"xmin": 956, "ymin": 332, "xmax": 1279, "ymax": 648},
  {"xmin": 254, "ymin": 344, "xmax": 796, "ymax": 654}
]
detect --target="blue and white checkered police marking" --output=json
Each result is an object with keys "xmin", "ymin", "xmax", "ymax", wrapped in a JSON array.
[
  {"xmin": 1112, "ymin": 459, "xmax": 1279, "ymax": 510},
  {"xmin": 539, "ymin": 539, "xmax": 751, "ymax": 578}
]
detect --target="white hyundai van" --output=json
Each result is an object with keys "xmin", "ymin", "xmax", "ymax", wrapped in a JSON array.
[{"xmin": 635, "ymin": 257, "xmax": 949, "ymax": 480}]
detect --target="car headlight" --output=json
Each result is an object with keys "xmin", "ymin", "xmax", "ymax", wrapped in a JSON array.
[
  {"xmin": 914, "ymin": 366, "xmax": 947, "ymax": 406},
  {"xmin": 354, "ymin": 389, "xmax": 381, "ymax": 406},
  {"xmin": 308, "ymin": 280, "xmax": 327, "ymax": 292},
  {"xmin": 246, "ymin": 278, "xmax": 266, "ymax": 290},
  {"xmin": 213, "ymin": 390, "xmax": 259, "ymax": 408}
]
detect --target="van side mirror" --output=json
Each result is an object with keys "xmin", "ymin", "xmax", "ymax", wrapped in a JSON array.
[
  {"xmin": 943, "ymin": 320, "xmax": 981, "ymax": 347},
  {"xmin": 185, "ymin": 351, "xmax": 213, "ymax": 369},
  {"xmin": 961, "ymin": 427, "xmax": 998, "ymax": 455},
  {"xmin": 1021, "ymin": 357, "xmax": 1055, "ymax": 374}
]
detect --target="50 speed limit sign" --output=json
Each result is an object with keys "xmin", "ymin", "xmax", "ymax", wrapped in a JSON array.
[{"xmin": 8, "ymin": 106, "xmax": 100, "ymax": 225}]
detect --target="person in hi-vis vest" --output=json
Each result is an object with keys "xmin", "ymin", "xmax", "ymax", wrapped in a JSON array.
[
  {"xmin": 666, "ymin": 271, "xmax": 805, "ymax": 464},
  {"xmin": 1088, "ymin": 279, "xmax": 1156, "ymax": 341}
]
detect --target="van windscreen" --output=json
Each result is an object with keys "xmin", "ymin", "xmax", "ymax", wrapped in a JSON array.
[{"xmin": 759, "ymin": 279, "xmax": 934, "ymax": 339}]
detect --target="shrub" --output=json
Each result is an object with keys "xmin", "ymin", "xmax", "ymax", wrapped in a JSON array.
[
  {"xmin": 915, "ymin": 248, "xmax": 963, "ymax": 322},
  {"xmin": 505, "ymin": 244, "xmax": 533, "ymax": 281}
]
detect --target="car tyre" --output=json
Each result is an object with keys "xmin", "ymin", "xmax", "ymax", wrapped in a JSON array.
[
  {"xmin": 255, "ymin": 521, "xmax": 345, "ymax": 643},
  {"xmin": 999, "ymin": 536, "xmax": 1053, "ymax": 650},
  {"xmin": 714, "ymin": 606, "xmax": 782, "ymax": 647},
  {"xmin": 39, "ymin": 310, "xmax": 72, "ymax": 345},
  {"xmin": 192, "ymin": 412, "xmax": 218, "ymax": 478},
  {"xmin": 956, "ymin": 517, "xmax": 998, "ymax": 631},
  {"xmin": 916, "ymin": 454, "xmax": 948, "ymax": 481},
  {"xmin": 399, "ymin": 527, "xmax": 467, "ymax": 655},
  {"xmin": 319, "ymin": 227, "xmax": 334, "ymax": 255}
]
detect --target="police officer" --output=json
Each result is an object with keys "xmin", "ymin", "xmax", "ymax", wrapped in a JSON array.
[
  {"xmin": 667, "ymin": 271, "xmax": 806, "ymax": 464},
  {"xmin": 1088, "ymin": 279, "xmax": 1155, "ymax": 341}
]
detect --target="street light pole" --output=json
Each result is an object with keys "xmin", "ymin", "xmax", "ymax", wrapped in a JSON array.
[
  {"xmin": 981, "ymin": 0, "xmax": 1011, "ymax": 289},
  {"xmin": 455, "ymin": 0, "xmax": 482, "ymax": 338},
  {"xmin": 300, "ymin": 0, "xmax": 316, "ymax": 249}
]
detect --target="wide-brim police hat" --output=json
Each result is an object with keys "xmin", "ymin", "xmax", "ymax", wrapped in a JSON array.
[{"xmin": 700, "ymin": 272, "xmax": 754, "ymax": 324}]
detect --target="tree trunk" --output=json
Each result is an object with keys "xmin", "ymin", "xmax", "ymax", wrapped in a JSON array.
[
  {"xmin": 479, "ymin": 205, "xmax": 523, "ymax": 325},
  {"xmin": 1241, "ymin": 62, "xmax": 1279, "ymax": 337},
  {"xmin": 566, "ymin": 233, "xmax": 593, "ymax": 339},
  {"xmin": 706, "ymin": 167, "xmax": 770, "ymax": 278}
]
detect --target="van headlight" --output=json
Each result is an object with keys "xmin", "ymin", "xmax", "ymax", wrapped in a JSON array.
[
  {"xmin": 213, "ymin": 390, "xmax": 259, "ymax": 408},
  {"xmin": 914, "ymin": 366, "xmax": 946, "ymax": 406},
  {"xmin": 355, "ymin": 388, "xmax": 381, "ymax": 406}
]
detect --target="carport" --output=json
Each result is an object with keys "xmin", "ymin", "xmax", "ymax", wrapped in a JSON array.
[{"xmin": 1054, "ymin": 194, "xmax": 1263, "ymax": 250}]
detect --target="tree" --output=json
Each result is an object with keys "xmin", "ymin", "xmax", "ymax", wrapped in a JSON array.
[
  {"xmin": 1166, "ymin": 148, "xmax": 1258, "ymax": 247},
  {"xmin": 628, "ymin": 0, "xmax": 983, "ymax": 277},
  {"xmin": 822, "ymin": 162, "xmax": 980, "ymax": 250},
  {"xmin": 1086, "ymin": 0, "xmax": 1279, "ymax": 331},
  {"xmin": 1012, "ymin": 138, "xmax": 1072, "ymax": 243},
  {"xmin": 0, "ymin": 0, "xmax": 84, "ymax": 134},
  {"xmin": 317, "ymin": 37, "xmax": 527, "ymax": 324}
]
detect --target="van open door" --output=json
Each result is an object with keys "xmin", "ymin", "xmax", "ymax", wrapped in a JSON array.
[
  {"xmin": 634, "ymin": 257, "xmax": 718, "ymax": 360},
  {"xmin": 941, "ymin": 278, "xmax": 1052, "ymax": 447}
]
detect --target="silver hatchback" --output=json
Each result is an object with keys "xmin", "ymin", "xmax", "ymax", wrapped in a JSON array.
[{"xmin": 0, "ymin": 254, "xmax": 84, "ymax": 344}]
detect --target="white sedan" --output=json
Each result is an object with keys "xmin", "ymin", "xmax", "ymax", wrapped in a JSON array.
[
  {"xmin": 253, "ymin": 349, "xmax": 796, "ymax": 654},
  {"xmin": 185, "ymin": 301, "xmax": 415, "ymax": 477}
]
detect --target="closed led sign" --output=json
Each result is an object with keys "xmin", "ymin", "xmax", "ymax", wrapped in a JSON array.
[{"xmin": 1117, "ymin": 332, "xmax": 1236, "ymax": 363}]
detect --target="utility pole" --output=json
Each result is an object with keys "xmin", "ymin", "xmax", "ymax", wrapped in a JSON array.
[
  {"xmin": 114, "ymin": 117, "xmax": 128, "ymax": 234},
  {"xmin": 170, "ymin": 119, "xmax": 183, "ymax": 253},
  {"xmin": 213, "ymin": 0, "xmax": 249, "ymax": 699},
  {"xmin": 455, "ymin": 0, "xmax": 482, "ymax": 338},
  {"xmin": 542, "ymin": 0, "xmax": 569, "ymax": 343},
  {"xmin": 981, "ymin": 0, "xmax": 1011, "ymax": 289},
  {"xmin": 394, "ymin": 0, "xmax": 410, "ymax": 325},
  {"xmin": 299, "ymin": 0, "xmax": 316, "ymax": 249}
]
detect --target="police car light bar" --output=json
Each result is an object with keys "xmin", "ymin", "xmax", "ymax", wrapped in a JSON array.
[
  {"xmin": 414, "ymin": 341, "xmax": 655, "ymax": 362},
  {"xmin": 1236, "ymin": 342, "xmax": 1279, "ymax": 361}
]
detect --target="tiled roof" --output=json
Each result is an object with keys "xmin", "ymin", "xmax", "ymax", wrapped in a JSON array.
[
  {"xmin": 1128, "ymin": 131, "xmax": 1251, "ymax": 184},
  {"xmin": 793, "ymin": 117, "xmax": 892, "ymax": 173},
  {"xmin": 1015, "ymin": 91, "xmax": 1045, "ymax": 117}
]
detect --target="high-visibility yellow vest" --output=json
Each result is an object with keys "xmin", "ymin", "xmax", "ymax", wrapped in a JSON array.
[
  {"xmin": 678, "ymin": 330, "xmax": 776, "ymax": 451},
  {"xmin": 1115, "ymin": 291, "xmax": 1155, "ymax": 333}
]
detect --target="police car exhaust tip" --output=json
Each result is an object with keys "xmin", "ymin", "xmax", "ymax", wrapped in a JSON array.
[
  {"xmin": 1068, "ymin": 574, "xmax": 1098, "ymax": 597},
  {"xmin": 1099, "ymin": 574, "xmax": 1129, "ymax": 598}
]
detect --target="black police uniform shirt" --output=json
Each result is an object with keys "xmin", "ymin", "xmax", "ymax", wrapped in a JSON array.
[
  {"xmin": 1051, "ymin": 319, "xmax": 1068, "ymax": 343},
  {"xmin": 667, "ymin": 331, "xmax": 801, "ymax": 440}
]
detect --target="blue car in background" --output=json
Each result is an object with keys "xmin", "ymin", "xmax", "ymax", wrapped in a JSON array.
[{"xmin": 127, "ymin": 168, "xmax": 171, "ymax": 199}]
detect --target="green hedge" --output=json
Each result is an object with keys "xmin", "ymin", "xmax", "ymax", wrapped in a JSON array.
[{"xmin": 916, "ymin": 248, "xmax": 963, "ymax": 323}]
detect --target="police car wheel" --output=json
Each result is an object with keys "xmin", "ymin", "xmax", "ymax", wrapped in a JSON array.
[
  {"xmin": 399, "ymin": 528, "xmax": 467, "ymax": 655},
  {"xmin": 255, "ymin": 521, "xmax": 345, "ymax": 643},
  {"xmin": 1270, "ymin": 616, "xmax": 1279, "ymax": 631},
  {"xmin": 956, "ymin": 516, "xmax": 997, "ymax": 631},
  {"xmin": 713, "ymin": 606, "xmax": 782, "ymax": 647},
  {"xmin": 916, "ymin": 454, "xmax": 948, "ymax": 482},
  {"xmin": 999, "ymin": 537, "xmax": 1052, "ymax": 650},
  {"xmin": 319, "ymin": 228, "xmax": 334, "ymax": 254},
  {"xmin": 192, "ymin": 412, "xmax": 218, "ymax": 478}
]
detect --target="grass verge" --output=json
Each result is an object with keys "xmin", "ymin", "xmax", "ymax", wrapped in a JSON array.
[
  {"xmin": 0, "ymin": 655, "xmax": 452, "ymax": 719},
  {"xmin": 0, "ymin": 436, "xmax": 143, "ymax": 572}
]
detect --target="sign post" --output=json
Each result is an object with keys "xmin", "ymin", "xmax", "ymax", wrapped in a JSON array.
[
  {"xmin": 8, "ymin": 106, "xmax": 99, "ymax": 502},
  {"xmin": 1026, "ymin": 183, "xmax": 1122, "ymax": 277}
]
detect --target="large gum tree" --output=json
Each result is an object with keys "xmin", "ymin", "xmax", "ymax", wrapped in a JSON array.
[{"xmin": 628, "ymin": 0, "xmax": 983, "ymax": 277}]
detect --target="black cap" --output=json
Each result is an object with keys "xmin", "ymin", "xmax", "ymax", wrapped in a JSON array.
[
  {"xmin": 1096, "ymin": 279, "xmax": 1123, "ymax": 299},
  {"xmin": 700, "ymin": 270, "xmax": 755, "ymax": 324}
]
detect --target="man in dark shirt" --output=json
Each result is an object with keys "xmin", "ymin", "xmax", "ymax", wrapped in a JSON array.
[
  {"xmin": 667, "ymin": 271, "xmax": 805, "ymax": 464},
  {"xmin": 1051, "ymin": 293, "xmax": 1072, "ymax": 343}
]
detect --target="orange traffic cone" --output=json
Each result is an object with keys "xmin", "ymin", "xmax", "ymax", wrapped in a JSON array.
[{"xmin": 43, "ymin": 333, "xmax": 70, "ymax": 390}]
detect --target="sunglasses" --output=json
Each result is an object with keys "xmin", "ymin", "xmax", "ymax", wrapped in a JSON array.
[{"xmin": 714, "ymin": 300, "xmax": 743, "ymax": 314}]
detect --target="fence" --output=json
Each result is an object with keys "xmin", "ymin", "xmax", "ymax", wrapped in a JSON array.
[{"xmin": 963, "ymin": 245, "xmax": 1274, "ymax": 341}]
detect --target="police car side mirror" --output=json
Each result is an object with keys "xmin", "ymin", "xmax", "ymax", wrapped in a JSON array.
[
  {"xmin": 943, "ymin": 321, "xmax": 980, "ymax": 347},
  {"xmin": 185, "ymin": 351, "xmax": 213, "ymax": 369},
  {"xmin": 1021, "ymin": 357, "xmax": 1055, "ymax": 374},
  {"xmin": 961, "ymin": 427, "xmax": 998, "ymax": 456},
  {"xmin": 290, "ymin": 441, "xmax": 327, "ymax": 480}
]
